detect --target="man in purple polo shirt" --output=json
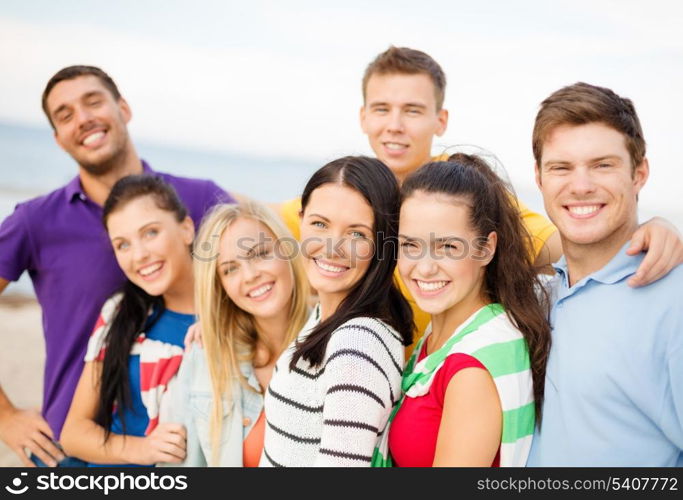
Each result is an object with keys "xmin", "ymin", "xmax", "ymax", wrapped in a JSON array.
[{"xmin": 0, "ymin": 66, "xmax": 234, "ymax": 467}]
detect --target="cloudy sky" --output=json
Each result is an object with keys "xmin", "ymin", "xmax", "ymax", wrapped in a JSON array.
[{"xmin": 1, "ymin": 0, "xmax": 682, "ymax": 225}]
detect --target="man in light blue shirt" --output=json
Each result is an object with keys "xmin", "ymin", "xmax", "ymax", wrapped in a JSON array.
[{"xmin": 527, "ymin": 82, "xmax": 683, "ymax": 466}]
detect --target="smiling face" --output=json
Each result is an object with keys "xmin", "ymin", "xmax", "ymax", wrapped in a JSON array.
[
  {"xmin": 217, "ymin": 217, "xmax": 294, "ymax": 321},
  {"xmin": 299, "ymin": 183, "xmax": 375, "ymax": 311},
  {"xmin": 398, "ymin": 191, "xmax": 493, "ymax": 318},
  {"xmin": 536, "ymin": 122, "xmax": 649, "ymax": 256},
  {"xmin": 107, "ymin": 196, "xmax": 194, "ymax": 299},
  {"xmin": 360, "ymin": 73, "xmax": 448, "ymax": 182},
  {"xmin": 46, "ymin": 75, "xmax": 133, "ymax": 175}
]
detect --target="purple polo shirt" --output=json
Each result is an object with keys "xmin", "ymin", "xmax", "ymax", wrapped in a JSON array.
[{"xmin": 0, "ymin": 161, "xmax": 233, "ymax": 439}]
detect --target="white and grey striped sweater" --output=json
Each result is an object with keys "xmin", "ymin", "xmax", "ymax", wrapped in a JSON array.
[{"xmin": 260, "ymin": 306, "xmax": 405, "ymax": 467}]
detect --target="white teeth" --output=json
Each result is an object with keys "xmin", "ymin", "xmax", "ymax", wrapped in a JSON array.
[
  {"xmin": 139, "ymin": 262, "xmax": 162, "ymax": 276},
  {"xmin": 83, "ymin": 131, "xmax": 105, "ymax": 145},
  {"xmin": 385, "ymin": 142, "xmax": 407, "ymax": 150},
  {"xmin": 568, "ymin": 205, "xmax": 600, "ymax": 216},
  {"xmin": 416, "ymin": 280, "xmax": 448, "ymax": 291},
  {"xmin": 315, "ymin": 260, "xmax": 347, "ymax": 273},
  {"xmin": 248, "ymin": 283, "xmax": 273, "ymax": 298}
]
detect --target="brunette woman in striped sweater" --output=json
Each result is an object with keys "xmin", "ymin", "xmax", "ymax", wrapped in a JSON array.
[{"xmin": 260, "ymin": 156, "xmax": 413, "ymax": 467}]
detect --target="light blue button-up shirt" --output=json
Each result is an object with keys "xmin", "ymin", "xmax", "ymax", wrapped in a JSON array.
[
  {"xmin": 165, "ymin": 345, "xmax": 264, "ymax": 467},
  {"xmin": 528, "ymin": 242, "xmax": 683, "ymax": 466}
]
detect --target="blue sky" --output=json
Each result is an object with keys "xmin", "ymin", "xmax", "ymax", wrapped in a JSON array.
[{"xmin": 1, "ymin": 0, "xmax": 682, "ymax": 224}]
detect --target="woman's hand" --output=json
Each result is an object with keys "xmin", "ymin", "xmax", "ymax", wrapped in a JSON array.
[
  {"xmin": 132, "ymin": 423, "xmax": 187, "ymax": 465},
  {"xmin": 183, "ymin": 322, "xmax": 203, "ymax": 350}
]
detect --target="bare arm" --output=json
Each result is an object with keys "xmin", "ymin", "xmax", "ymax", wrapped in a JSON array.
[
  {"xmin": 60, "ymin": 361, "xmax": 186, "ymax": 465},
  {"xmin": 432, "ymin": 368, "xmax": 502, "ymax": 467},
  {"xmin": 0, "ymin": 386, "xmax": 65, "ymax": 467},
  {"xmin": 0, "ymin": 277, "xmax": 66, "ymax": 467},
  {"xmin": 627, "ymin": 217, "xmax": 683, "ymax": 287},
  {"xmin": 532, "ymin": 230, "xmax": 562, "ymax": 272}
]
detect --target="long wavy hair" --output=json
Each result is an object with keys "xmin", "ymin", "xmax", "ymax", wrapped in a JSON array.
[
  {"xmin": 401, "ymin": 153, "xmax": 552, "ymax": 422},
  {"xmin": 193, "ymin": 200, "xmax": 310, "ymax": 465},
  {"xmin": 97, "ymin": 174, "xmax": 190, "ymax": 438},
  {"xmin": 290, "ymin": 156, "xmax": 414, "ymax": 369}
]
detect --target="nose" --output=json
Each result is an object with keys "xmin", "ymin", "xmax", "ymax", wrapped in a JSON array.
[
  {"xmin": 242, "ymin": 259, "xmax": 262, "ymax": 283},
  {"xmin": 132, "ymin": 240, "xmax": 150, "ymax": 264},
  {"xmin": 568, "ymin": 166, "xmax": 597, "ymax": 196},
  {"xmin": 325, "ymin": 235, "xmax": 348, "ymax": 259},
  {"xmin": 75, "ymin": 105, "xmax": 96, "ymax": 129},
  {"xmin": 387, "ymin": 109, "xmax": 404, "ymax": 133},
  {"xmin": 415, "ymin": 254, "xmax": 439, "ymax": 278}
]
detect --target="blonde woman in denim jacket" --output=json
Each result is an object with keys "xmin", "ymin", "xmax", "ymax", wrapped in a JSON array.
[{"xmin": 169, "ymin": 201, "xmax": 309, "ymax": 466}]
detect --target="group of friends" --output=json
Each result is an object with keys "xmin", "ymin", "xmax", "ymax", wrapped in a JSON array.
[{"xmin": 0, "ymin": 46, "xmax": 682, "ymax": 468}]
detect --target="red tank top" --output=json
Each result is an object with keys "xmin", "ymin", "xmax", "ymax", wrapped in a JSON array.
[{"xmin": 388, "ymin": 345, "xmax": 500, "ymax": 467}]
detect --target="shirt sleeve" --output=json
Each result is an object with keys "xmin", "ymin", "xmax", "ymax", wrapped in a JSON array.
[
  {"xmin": 314, "ymin": 321, "xmax": 404, "ymax": 467},
  {"xmin": 0, "ymin": 204, "xmax": 33, "ymax": 281},
  {"xmin": 83, "ymin": 294, "xmax": 122, "ymax": 362},
  {"xmin": 166, "ymin": 346, "xmax": 209, "ymax": 467},
  {"xmin": 279, "ymin": 197, "xmax": 302, "ymax": 240},
  {"xmin": 514, "ymin": 197, "xmax": 558, "ymax": 259},
  {"xmin": 432, "ymin": 353, "xmax": 488, "ymax": 407}
]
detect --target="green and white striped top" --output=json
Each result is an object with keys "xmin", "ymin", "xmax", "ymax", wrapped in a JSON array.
[{"xmin": 372, "ymin": 303, "xmax": 535, "ymax": 467}]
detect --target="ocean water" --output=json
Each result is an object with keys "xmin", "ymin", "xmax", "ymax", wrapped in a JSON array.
[{"xmin": 0, "ymin": 120, "xmax": 319, "ymax": 296}]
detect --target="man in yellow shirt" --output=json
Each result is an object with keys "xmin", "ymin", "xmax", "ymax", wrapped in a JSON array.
[
  {"xmin": 278, "ymin": 47, "xmax": 560, "ymax": 348},
  {"xmin": 276, "ymin": 46, "xmax": 682, "ymax": 351}
]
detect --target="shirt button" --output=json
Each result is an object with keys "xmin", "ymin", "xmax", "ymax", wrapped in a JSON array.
[{"xmin": 243, "ymin": 417, "xmax": 251, "ymax": 426}]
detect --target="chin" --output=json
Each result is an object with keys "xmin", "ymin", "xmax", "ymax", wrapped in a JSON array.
[
  {"xmin": 561, "ymin": 227, "xmax": 611, "ymax": 246},
  {"xmin": 415, "ymin": 301, "xmax": 447, "ymax": 316},
  {"xmin": 135, "ymin": 281, "xmax": 167, "ymax": 298}
]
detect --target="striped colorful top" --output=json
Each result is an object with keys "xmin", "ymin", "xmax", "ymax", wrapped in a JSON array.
[
  {"xmin": 85, "ymin": 293, "xmax": 189, "ymax": 438},
  {"xmin": 373, "ymin": 303, "xmax": 534, "ymax": 467}
]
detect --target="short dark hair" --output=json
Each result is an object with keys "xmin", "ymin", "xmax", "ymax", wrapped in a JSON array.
[
  {"xmin": 291, "ymin": 156, "xmax": 414, "ymax": 369},
  {"xmin": 362, "ymin": 46, "xmax": 447, "ymax": 110},
  {"xmin": 533, "ymin": 82, "xmax": 646, "ymax": 170},
  {"xmin": 42, "ymin": 65, "xmax": 122, "ymax": 129}
]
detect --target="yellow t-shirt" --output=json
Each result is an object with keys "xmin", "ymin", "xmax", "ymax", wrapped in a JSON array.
[{"xmin": 279, "ymin": 172, "xmax": 557, "ymax": 356}]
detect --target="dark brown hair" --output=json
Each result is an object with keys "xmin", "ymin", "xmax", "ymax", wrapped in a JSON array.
[
  {"xmin": 401, "ymin": 153, "xmax": 552, "ymax": 422},
  {"xmin": 42, "ymin": 65, "xmax": 122, "ymax": 129},
  {"xmin": 362, "ymin": 46, "xmax": 446, "ymax": 110},
  {"xmin": 290, "ymin": 156, "xmax": 414, "ymax": 369},
  {"xmin": 533, "ymin": 82, "xmax": 646, "ymax": 171}
]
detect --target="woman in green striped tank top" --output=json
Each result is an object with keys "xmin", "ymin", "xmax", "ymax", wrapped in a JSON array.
[{"xmin": 373, "ymin": 153, "xmax": 552, "ymax": 467}]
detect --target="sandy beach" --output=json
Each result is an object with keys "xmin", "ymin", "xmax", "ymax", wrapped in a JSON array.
[{"xmin": 0, "ymin": 295, "xmax": 44, "ymax": 467}]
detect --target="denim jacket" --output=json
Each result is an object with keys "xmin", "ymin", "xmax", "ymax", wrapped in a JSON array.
[{"xmin": 166, "ymin": 345, "xmax": 264, "ymax": 466}]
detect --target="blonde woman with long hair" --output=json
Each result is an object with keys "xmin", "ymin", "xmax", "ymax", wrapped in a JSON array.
[{"xmin": 170, "ymin": 200, "xmax": 309, "ymax": 466}]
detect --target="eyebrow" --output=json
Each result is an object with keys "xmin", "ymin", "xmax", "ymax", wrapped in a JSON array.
[
  {"xmin": 308, "ymin": 214, "xmax": 372, "ymax": 232},
  {"xmin": 398, "ymin": 235, "xmax": 461, "ymax": 243},
  {"xmin": 543, "ymin": 155, "xmax": 622, "ymax": 167},
  {"xmin": 307, "ymin": 213, "xmax": 330, "ymax": 222},
  {"xmin": 368, "ymin": 100, "xmax": 427, "ymax": 109},
  {"xmin": 218, "ymin": 241, "xmax": 267, "ymax": 265},
  {"xmin": 433, "ymin": 236, "xmax": 462, "ymax": 244},
  {"xmin": 109, "ymin": 220, "xmax": 160, "ymax": 243},
  {"xmin": 51, "ymin": 90, "xmax": 105, "ymax": 118},
  {"xmin": 398, "ymin": 234, "xmax": 419, "ymax": 242}
]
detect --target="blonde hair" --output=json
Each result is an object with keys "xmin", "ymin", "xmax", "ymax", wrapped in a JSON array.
[{"xmin": 193, "ymin": 200, "xmax": 309, "ymax": 465}]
